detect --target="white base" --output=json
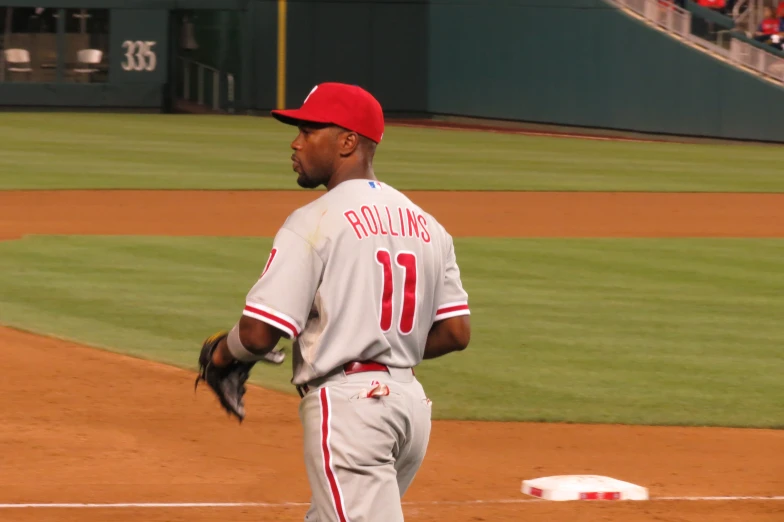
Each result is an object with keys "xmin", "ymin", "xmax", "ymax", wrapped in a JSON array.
[{"xmin": 521, "ymin": 475, "xmax": 649, "ymax": 501}]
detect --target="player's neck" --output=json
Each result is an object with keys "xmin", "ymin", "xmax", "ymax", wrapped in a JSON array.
[{"xmin": 326, "ymin": 162, "xmax": 377, "ymax": 191}]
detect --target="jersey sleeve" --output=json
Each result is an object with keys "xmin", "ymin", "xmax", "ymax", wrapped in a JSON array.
[
  {"xmin": 243, "ymin": 227, "xmax": 324, "ymax": 339},
  {"xmin": 434, "ymin": 235, "xmax": 470, "ymax": 322}
]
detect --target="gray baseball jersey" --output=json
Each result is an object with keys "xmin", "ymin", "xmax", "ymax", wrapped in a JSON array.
[
  {"xmin": 242, "ymin": 179, "xmax": 470, "ymax": 385},
  {"xmin": 242, "ymin": 179, "xmax": 469, "ymax": 521}
]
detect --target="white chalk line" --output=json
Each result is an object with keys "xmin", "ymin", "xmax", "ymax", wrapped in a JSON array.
[
  {"xmin": 657, "ymin": 496, "xmax": 784, "ymax": 501},
  {"xmin": 0, "ymin": 497, "xmax": 782, "ymax": 509}
]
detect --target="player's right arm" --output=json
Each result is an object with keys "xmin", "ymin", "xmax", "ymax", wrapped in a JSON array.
[
  {"xmin": 424, "ymin": 230, "xmax": 471, "ymax": 360},
  {"xmin": 212, "ymin": 224, "xmax": 323, "ymax": 366}
]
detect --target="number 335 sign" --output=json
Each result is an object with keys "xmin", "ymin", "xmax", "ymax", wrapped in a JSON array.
[
  {"xmin": 121, "ymin": 40, "xmax": 157, "ymax": 72},
  {"xmin": 110, "ymin": 9, "xmax": 167, "ymax": 83}
]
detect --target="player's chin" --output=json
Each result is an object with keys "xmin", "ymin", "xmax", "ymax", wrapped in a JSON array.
[{"xmin": 296, "ymin": 173, "xmax": 320, "ymax": 189}]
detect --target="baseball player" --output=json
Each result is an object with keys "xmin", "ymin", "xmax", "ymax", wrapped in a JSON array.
[{"xmin": 195, "ymin": 82, "xmax": 471, "ymax": 522}]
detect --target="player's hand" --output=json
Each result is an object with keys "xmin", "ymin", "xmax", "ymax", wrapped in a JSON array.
[{"xmin": 195, "ymin": 330, "xmax": 255, "ymax": 423}]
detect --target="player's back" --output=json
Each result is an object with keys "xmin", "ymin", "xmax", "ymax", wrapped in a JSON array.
[{"xmin": 287, "ymin": 179, "xmax": 457, "ymax": 384}]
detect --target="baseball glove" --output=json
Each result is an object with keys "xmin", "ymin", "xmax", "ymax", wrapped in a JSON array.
[{"xmin": 194, "ymin": 330, "xmax": 255, "ymax": 423}]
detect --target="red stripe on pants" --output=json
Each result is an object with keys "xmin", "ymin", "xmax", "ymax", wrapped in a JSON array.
[{"xmin": 320, "ymin": 388, "xmax": 348, "ymax": 522}]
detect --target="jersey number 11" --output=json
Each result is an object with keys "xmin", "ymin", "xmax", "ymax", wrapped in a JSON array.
[{"xmin": 375, "ymin": 249, "xmax": 417, "ymax": 335}]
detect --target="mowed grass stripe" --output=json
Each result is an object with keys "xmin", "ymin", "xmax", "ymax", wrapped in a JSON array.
[
  {"xmin": 0, "ymin": 235, "xmax": 781, "ymax": 427},
  {"xmin": 1, "ymin": 113, "xmax": 784, "ymax": 191}
]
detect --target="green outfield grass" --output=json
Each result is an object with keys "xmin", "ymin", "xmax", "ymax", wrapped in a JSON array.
[
  {"xmin": 1, "ymin": 113, "xmax": 784, "ymax": 191},
  {"xmin": 0, "ymin": 235, "xmax": 781, "ymax": 428}
]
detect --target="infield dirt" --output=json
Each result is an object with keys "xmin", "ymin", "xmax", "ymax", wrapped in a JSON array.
[{"xmin": 1, "ymin": 189, "xmax": 782, "ymax": 522}]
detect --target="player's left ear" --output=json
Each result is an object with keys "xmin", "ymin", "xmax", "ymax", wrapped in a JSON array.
[{"xmin": 337, "ymin": 130, "xmax": 360, "ymax": 157}]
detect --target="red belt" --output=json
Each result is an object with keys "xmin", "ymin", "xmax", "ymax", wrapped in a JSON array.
[
  {"xmin": 296, "ymin": 361, "xmax": 400, "ymax": 398},
  {"xmin": 344, "ymin": 361, "xmax": 415, "ymax": 375},
  {"xmin": 343, "ymin": 361, "xmax": 389, "ymax": 375}
]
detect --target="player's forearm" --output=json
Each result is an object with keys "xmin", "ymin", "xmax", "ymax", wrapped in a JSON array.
[
  {"xmin": 211, "ymin": 335, "xmax": 278, "ymax": 367},
  {"xmin": 423, "ymin": 316, "xmax": 471, "ymax": 359},
  {"xmin": 211, "ymin": 317, "xmax": 282, "ymax": 367},
  {"xmin": 211, "ymin": 337, "xmax": 236, "ymax": 366}
]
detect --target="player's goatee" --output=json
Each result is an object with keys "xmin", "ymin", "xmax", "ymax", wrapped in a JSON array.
[{"xmin": 297, "ymin": 174, "xmax": 320, "ymax": 189}]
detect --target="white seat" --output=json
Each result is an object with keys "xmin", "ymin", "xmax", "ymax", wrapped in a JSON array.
[
  {"xmin": 4, "ymin": 48, "xmax": 32, "ymax": 81},
  {"xmin": 4, "ymin": 48, "xmax": 32, "ymax": 73},
  {"xmin": 73, "ymin": 49, "xmax": 102, "ymax": 74}
]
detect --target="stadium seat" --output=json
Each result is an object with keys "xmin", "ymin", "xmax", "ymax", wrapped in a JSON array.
[
  {"xmin": 72, "ymin": 49, "xmax": 103, "ymax": 82},
  {"xmin": 4, "ymin": 48, "xmax": 33, "ymax": 81}
]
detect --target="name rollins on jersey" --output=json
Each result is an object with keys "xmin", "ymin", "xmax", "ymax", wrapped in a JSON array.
[{"xmin": 343, "ymin": 205, "xmax": 431, "ymax": 243}]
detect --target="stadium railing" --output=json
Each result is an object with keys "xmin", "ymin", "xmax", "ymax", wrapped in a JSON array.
[
  {"xmin": 608, "ymin": 0, "xmax": 784, "ymax": 84},
  {"xmin": 176, "ymin": 56, "xmax": 235, "ymax": 113}
]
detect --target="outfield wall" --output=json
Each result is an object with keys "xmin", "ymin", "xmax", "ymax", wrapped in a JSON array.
[
  {"xmin": 273, "ymin": 0, "xmax": 784, "ymax": 141},
  {"xmin": 427, "ymin": 0, "xmax": 784, "ymax": 142},
  {"xmin": 3, "ymin": 0, "xmax": 784, "ymax": 142},
  {"xmin": 279, "ymin": 0, "xmax": 429, "ymax": 115}
]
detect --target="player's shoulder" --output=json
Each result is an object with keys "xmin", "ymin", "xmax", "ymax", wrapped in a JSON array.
[
  {"xmin": 278, "ymin": 180, "xmax": 450, "ymax": 244},
  {"xmin": 384, "ymin": 185, "xmax": 450, "ymax": 237},
  {"xmin": 356, "ymin": 180, "xmax": 446, "ymax": 230},
  {"xmin": 278, "ymin": 191, "xmax": 332, "ymax": 237},
  {"xmin": 368, "ymin": 180, "xmax": 428, "ymax": 214},
  {"xmin": 277, "ymin": 184, "xmax": 369, "ymax": 245}
]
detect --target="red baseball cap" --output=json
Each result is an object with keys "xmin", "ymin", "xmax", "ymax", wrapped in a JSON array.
[{"xmin": 271, "ymin": 82, "xmax": 385, "ymax": 143}]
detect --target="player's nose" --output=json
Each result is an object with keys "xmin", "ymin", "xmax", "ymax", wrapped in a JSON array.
[{"xmin": 290, "ymin": 132, "xmax": 304, "ymax": 150}]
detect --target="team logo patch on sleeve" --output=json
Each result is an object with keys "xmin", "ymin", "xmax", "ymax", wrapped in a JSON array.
[{"xmin": 368, "ymin": 181, "xmax": 382, "ymax": 190}]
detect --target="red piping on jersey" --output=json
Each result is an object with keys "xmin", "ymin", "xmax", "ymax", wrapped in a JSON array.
[
  {"xmin": 437, "ymin": 304, "xmax": 469, "ymax": 313},
  {"xmin": 243, "ymin": 305, "xmax": 300, "ymax": 337},
  {"xmin": 320, "ymin": 388, "xmax": 349, "ymax": 522},
  {"xmin": 260, "ymin": 249, "xmax": 277, "ymax": 278}
]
